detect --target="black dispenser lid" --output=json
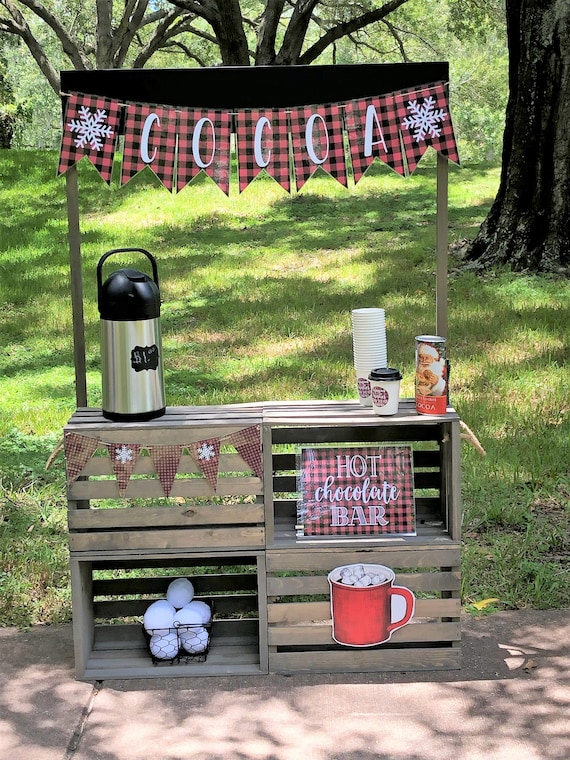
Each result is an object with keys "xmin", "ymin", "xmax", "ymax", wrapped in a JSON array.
[{"xmin": 97, "ymin": 249, "xmax": 161, "ymax": 321}]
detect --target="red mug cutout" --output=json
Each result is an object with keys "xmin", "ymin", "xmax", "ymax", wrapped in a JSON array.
[{"xmin": 328, "ymin": 563, "xmax": 415, "ymax": 647}]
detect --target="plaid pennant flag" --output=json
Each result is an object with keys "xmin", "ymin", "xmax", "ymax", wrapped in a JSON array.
[
  {"xmin": 344, "ymin": 94, "xmax": 405, "ymax": 181},
  {"xmin": 107, "ymin": 443, "xmax": 142, "ymax": 496},
  {"xmin": 235, "ymin": 109, "xmax": 291, "ymax": 193},
  {"xmin": 227, "ymin": 425, "xmax": 262, "ymax": 478},
  {"xmin": 188, "ymin": 438, "xmax": 221, "ymax": 493},
  {"xmin": 64, "ymin": 432, "xmax": 100, "ymax": 483},
  {"xmin": 150, "ymin": 444, "xmax": 183, "ymax": 497},
  {"xmin": 396, "ymin": 82, "xmax": 460, "ymax": 174},
  {"xmin": 121, "ymin": 103, "xmax": 177, "ymax": 191},
  {"xmin": 58, "ymin": 93, "xmax": 121, "ymax": 183},
  {"xmin": 298, "ymin": 446, "xmax": 415, "ymax": 537},
  {"xmin": 289, "ymin": 104, "xmax": 347, "ymax": 191},
  {"xmin": 177, "ymin": 109, "xmax": 232, "ymax": 195}
]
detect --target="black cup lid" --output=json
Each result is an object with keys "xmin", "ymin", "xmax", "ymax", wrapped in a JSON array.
[{"xmin": 368, "ymin": 367, "xmax": 402, "ymax": 381}]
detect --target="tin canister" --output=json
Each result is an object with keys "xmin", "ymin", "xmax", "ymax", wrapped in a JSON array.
[{"xmin": 415, "ymin": 335, "xmax": 448, "ymax": 415}]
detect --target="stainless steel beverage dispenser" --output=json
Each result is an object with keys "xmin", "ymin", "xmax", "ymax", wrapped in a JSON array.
[{"xmin": 97, "ymin": 248, "xmax": 166, "ymax": 421}]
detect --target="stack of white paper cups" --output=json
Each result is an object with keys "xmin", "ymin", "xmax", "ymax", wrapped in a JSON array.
[{"xmin": 352, "ymin": 308, "xmax": 388, "ymax": 406}]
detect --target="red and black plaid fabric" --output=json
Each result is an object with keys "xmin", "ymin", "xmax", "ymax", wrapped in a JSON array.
[
  {"xmin": 107, "ymin": 443, "xmax": 142, "ymax": 496},
  {"xmin": 396, "ymin": 81, "xmax": 460, "ymax": 174},
  {"xmin": 188, "ymin": 438, "xmax": 221, "ymax": 493},
  {"xmin": 150, "ymin": 444, "xmax": 183, "ymax": 497},
  {"xmin": 121, "ymin": 103, "xmax": 177, "ymax": 191},
  {"xmin": 64, "ymin": 431, "xmax": 100, "ymax": 483},
  {"xmin": 58, "ymin": 93, "xmax": 121, "ymax": 184},
  {"xmin": 177, "ymin": 109, "xmax": 232, "ymax": 195},
  {"xmin": 235, "ymin": 109, "xmax": 291, "ymax": 193},
  {"xmin": 344, "ymin": 94, "xmax": 405, "ymax": 181},
  {"xmin": 298, "ymin": 446, "xmax": 415, "ymax": 537},
  {"xmin": 289, "ymin": 104, "xmax": 347, "ymax": 191},
  {"xmin": 227, "ymin": 425, "xmax": 262, "ymax": 478}
]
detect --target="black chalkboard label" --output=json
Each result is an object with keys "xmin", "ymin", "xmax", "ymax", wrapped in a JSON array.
[{"xmin": 131, "ymin": 344, "xmax": 159, "ymax": 371}]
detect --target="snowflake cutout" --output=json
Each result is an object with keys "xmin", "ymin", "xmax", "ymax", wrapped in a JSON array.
[
  {"xmin": 401, "ymin": 96, "xmax": 447, "ymax": 143},
  {"xmin": 68, "ymin": 105, "xmax": 114, "ymax": 151},
  {"xmin": 114, "ymin": 445, "xmax": 134, "ymax": 465},
  {"xmin": 197, "ymin": 442, "xmax": 216, "ymax": 462}
]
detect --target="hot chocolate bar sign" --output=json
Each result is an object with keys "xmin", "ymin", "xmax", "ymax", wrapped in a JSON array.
[{"xmin": 58, "ymin": 81, "xmax": 459, "ymax": 193}]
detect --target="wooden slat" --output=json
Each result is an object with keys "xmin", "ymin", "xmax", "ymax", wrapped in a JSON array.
[
  {"xmin": 268, "ymin": 621, "xmax": 460, "ymax": 646},
  {"xmin": 69, "ymin": 526, "xmax": 265, "ymax": 552},
  {"xmin": 266, "ymin": 546, "xmax": 461, "ymax": 572},
  {"xmin": 93, "ymin": 573, "xmax": 259, "ymax": 596},
  {"xmin": 94, "ymin": 593, "xmax": 258, "ymax": 619},
  {"xmin": 268, "ymin": 647, "xmax": 461, "ymax": 674},
  {"xmin": 266, "ymin": 570, "xmax": 460, "ymax": 597},
  {"xmin": 267, "ymin": 598, "xmax": 460, "ymax": 624},
  {"xmin": 79, "ymin": 452, "xmax": 253, "ymax": 477},
  {"xmin": 69, "ymin": 503, "xmax": 264, "ymax": 531},
  {"xmin": 68, "ymin": 476, "xmax": 262, "ymax": 500}
]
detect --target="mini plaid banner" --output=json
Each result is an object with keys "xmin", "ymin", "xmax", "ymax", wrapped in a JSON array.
[
  {"xmin": 298, "ymin": 446, "xmax": 415, "ymax": 537},
  {"xmin": 58, "ymin": 93, "xmax": 121, "ymax": 183},
  {"xmin": 64, "ymin": 432, "xmax": 100, "ymax": 483},
  {"xmin": 227, "ymin": 425, "xmax": 262, "ymax": 478},
  {"xmin": 107, "ymin": 443, "xmax": 142, "ymax": 496},
  {"xmin": 188, "ymin": 438, "xmax": 221, "ymax": 493},
  {"xmin": 344, "ymin": 94, "xmax": 405, "ymax": 180},
  {"xmin": 289, "ymin": 104, "xmax": 348, "ymax": 191},
  {"xmin": 235, "ymin": 109, "xmax": 291, "ymax": 193},
  {"xmin": 150, "ymin": 444, "xmax": 183, "ymax": 497},
  {"xmin": 121, "ymin": 103, "xmax": 177, "ymax": 191},
  {"xmin": 396, "ymin": 82, "xmax": 460, "ymax": 175},
  {"xmin": 177, "ymin": 109, "xmax": 232, "ymax": 195}
]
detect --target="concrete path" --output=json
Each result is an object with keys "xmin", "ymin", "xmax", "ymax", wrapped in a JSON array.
[{"xmin": 1, "ymin": 609, "xmax": 569, "ymax": 760}]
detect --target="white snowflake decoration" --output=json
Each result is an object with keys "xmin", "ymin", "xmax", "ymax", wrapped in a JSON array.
[
  {"xmin": 114, "ymin": 445, "xmax": 134, "ymax": 465},
  {"xmin": 401, "ymin": 96, "xmax": 447, "ymax": 143},
  {"xmin": 197, "ymin": 442, "xmax": 216, "ymax": 462},
  {"xmin": 68, "ymin": 105, "xmax": 114, "ymax": 151}
]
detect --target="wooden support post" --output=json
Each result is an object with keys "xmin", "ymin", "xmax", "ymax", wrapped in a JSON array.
[
  {"xmin": 65, "ymin": 165, "xmax": 88, "ymax": 407},
  {"xmin": 436, "ymin": 152, "xmax": 449, "ymax": 338}
]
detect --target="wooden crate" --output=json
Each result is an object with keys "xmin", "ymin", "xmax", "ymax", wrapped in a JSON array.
[
  {"xmin": 263, "ymin": 399, "xmax": 462, "ymax": 548},
  {"xmin": 65, "ymin": 405, "xmax": 265, "ymax": 555},
  {"xmin": 71, "ymin": 553, "xmax": 268, "ymax": 680},
  {"xmin": 266, "ymin": 545, "xmax": 461, "ymax": 673}
]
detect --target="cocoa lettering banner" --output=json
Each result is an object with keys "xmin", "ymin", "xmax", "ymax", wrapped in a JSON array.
[
  {"xmin": 297, "ymin": 445, "xmax": 416, "ymax": 537},
  {"xmin": 58, "ymin": 81, "xmax": 459, "ymax": 193}
]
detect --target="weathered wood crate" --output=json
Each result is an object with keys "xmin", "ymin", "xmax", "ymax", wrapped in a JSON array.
[
  {"xmin": 65, "ymin": 405, "xmax": 265, "ymax": 556},
  {"xmin": 71, "ymin": 553, "xmax": 268, "ymax": 680},
  {"xmin": 263, "ymin": 399, "xmax": 462, "ymax": 547},
  {"xmin": 65, "ymin": 400, "xmax": 462, "ymax": 678},
  {"xmin": 266, "ymin": 545, "xmax": 461, "ymax": 673}
]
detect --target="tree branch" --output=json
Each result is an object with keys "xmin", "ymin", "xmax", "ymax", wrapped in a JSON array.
[
  {"xmin": 0, "ymin": 0, "xmax": 62, "ymax": 93},
  {"xmin": 298, "ymin": 0, "xmax": 412, "ymax": 64}
]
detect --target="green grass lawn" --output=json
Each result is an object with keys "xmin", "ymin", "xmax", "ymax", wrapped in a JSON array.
[{"xmin": 0, "ymin": 150, "xmax": 568, "ymax": 626}]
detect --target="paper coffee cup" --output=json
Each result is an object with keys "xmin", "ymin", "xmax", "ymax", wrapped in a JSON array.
[{"xmin": 368, "ymin": 367, "xmax": 402, "ymax": 416}]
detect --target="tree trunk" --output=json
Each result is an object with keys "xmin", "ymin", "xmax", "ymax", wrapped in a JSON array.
[{"xmin": 466, "ymin": 0, "xmax": 570, "ymax": 273}]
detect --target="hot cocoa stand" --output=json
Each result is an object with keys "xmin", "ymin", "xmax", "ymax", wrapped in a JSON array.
[{"xmin": 60, "ymin": 64, "xmax": 462, "ymax": 680}]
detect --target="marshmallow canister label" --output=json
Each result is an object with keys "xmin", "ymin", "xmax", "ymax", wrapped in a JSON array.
[{"xmin": 415, "ymin": 335, "xmax": 448, "ymax": 415}]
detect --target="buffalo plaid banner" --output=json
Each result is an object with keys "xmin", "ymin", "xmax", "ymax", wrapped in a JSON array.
[
  {"xmin": 150, "ymin": 444, "xmax": 183, "ymax": 497},
  {"xmin": 107, "ymin": 443, "xmax": 142, "ymax": 496},
  {"xmin": 64, "ymin": 432, "xmax": 100, "ymax": 483},
  {"xmin": 289, "ymin": 104, "xmax": 348, "ymax": 191},
  {"xmin": 298, "ymin": 446, "xmax": 415, "ymax": 537},
  {"xmin": 58, "ymin": 93, "xmax": 121, "ymax": 183},
  {"xmin": 344, "ymin": 94, "xmax": 405, "ymax": 180},
  {"xmin": 235, "ymin": 109, "xmax": 291, "ymax": 193},
  {"xmin": 177, "ymin": 109, "xmax": 232, "ymax": 195},
  {"xmin": 396, "ymin": 82, "xmax": 460, "ymax": 174},
  {"xmin": 227, "ymin": 425, "xmax": 262, "ymax": 478},
  {"xmin": 59, "ymin": 82, "xmax": 459, "ymax": 192},
  {"xmin": 121, "ymin": 103, "xmax": 177, "ymax": 191},
  {"xmin": 188, "ymin": 438, "xmax": 221, "ymax": 493}
]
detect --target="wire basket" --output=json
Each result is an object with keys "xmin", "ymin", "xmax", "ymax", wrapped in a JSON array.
[{"xmin": 142, "ymin": 602, "xmax": 213, "ymax": 665}]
